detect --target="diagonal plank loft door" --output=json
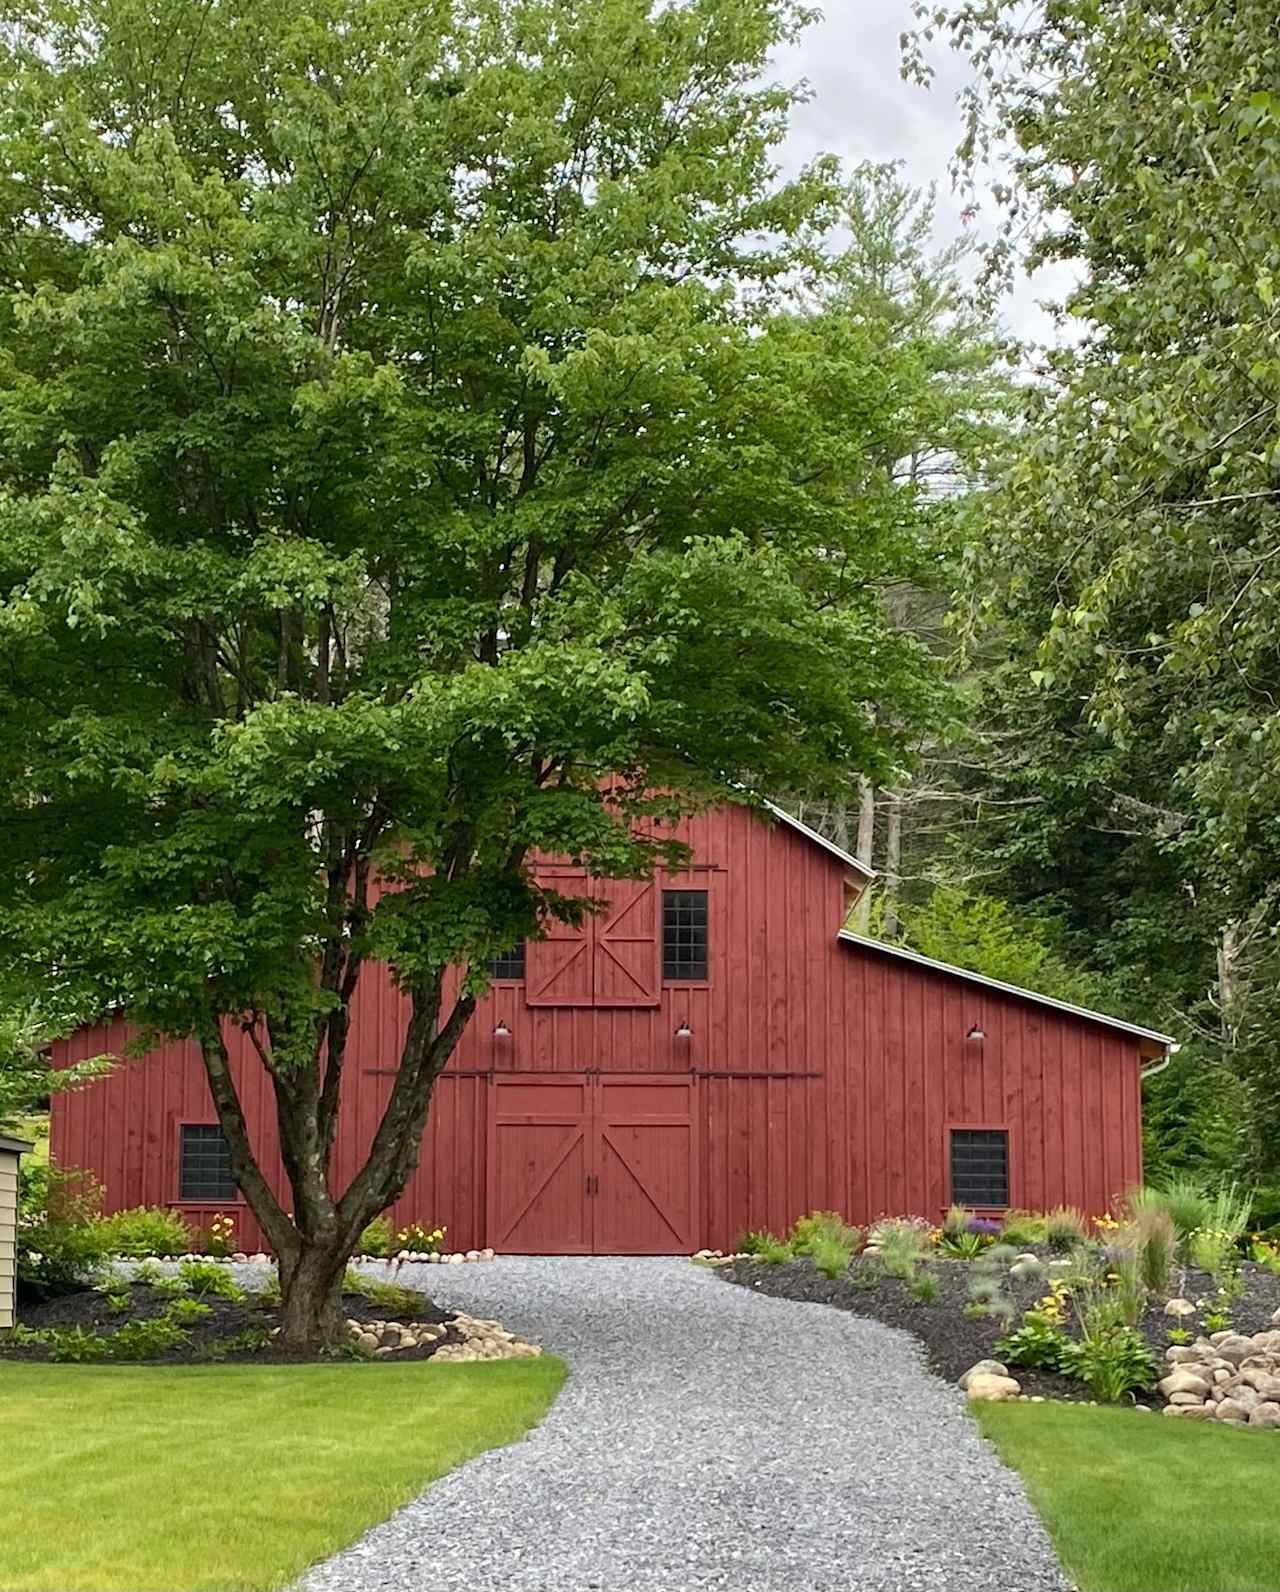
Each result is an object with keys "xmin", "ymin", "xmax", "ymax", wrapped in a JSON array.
[{"xmin": 488, "ymin": 1074, "xmax": 697, "ymax": 1254}]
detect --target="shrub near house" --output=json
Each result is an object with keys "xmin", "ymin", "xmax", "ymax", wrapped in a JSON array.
[{"xmin": 722, "ymin": 1186, "xmax": 1280, "ymax": 1426}]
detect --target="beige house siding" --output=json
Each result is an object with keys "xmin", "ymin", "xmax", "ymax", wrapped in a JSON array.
[{"xmin": 0, "ymin": 1144, "xmax": 28, "ymax": 1330}]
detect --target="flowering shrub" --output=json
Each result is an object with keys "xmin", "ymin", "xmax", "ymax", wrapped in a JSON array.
[
  {"xmin": 202, "ymin": 1212, "xmax": 237, "ymax": 1258},
  {"xmin": 395, "ymin": 1222, "xmax": 445, "ymax": 1253},
  {"xmin": 1250, "ymin": 1236, "xmax": 1280, "ymax": 1276}
]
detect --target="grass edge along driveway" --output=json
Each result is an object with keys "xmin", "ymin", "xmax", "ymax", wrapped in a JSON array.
[
  {"xmin": 0, "ymin": 1357, "xmax": 567, "ymax": 1592},
  {"xmin": 975, "ymin": 1402, "xmax": 1278, "ymax": 1592}
]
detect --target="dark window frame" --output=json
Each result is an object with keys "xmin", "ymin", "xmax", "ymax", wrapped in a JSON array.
[
  {"xmin": 662, "ymin": 888, "xmax": 709, "ymax": 983},
  {"xmin": 487, "ymin": 941, "xmax": 527, "ymax": 981},
  {"xmin": 178, "ymin": 1123, "xmax": 239, "ymax": 1204},
  {"xmin": 948, "ymin": 1126, "xmax": 1011, "ymax": 1209}
]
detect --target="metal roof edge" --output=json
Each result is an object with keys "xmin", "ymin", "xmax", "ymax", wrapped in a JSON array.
[
  {"xmin": 837, "ymin": 930, "xmax": 1178, "ymax": 1052},
  {"xmin": 763, "ymin": 800, "xmax": 876, "ymax": 879},
  {"xmin": 0, "ymin": 1133, "xmax": 35, "ymax": 1154}
]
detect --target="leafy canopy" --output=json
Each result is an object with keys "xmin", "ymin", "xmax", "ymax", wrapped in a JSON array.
[{"xmin": 0, "ymin": 0, "xmax": 942, "ymax": 1060}]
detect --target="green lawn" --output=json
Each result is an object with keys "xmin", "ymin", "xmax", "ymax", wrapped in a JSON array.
[
  {"xmin": 976, "ymin": 1402, "xmax": 1280, "ymax": 1592},
  {"xmin": 0, "ymin": 1357, "xmax": 566, "ymax": 1591}
]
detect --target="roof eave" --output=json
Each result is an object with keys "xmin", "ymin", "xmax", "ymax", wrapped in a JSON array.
[
  {"xmin": 763, "ymin": 800, "xmax": 875, "ymax": 880},
  {"xmin": 837, "ymin": 930, "xmax": 1177, "ymax": 1054}
]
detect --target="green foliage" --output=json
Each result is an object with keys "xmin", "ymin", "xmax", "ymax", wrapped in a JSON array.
[
  {"xmin": 788, "ymin": 1210, "xmax": 860, "ymax": 1256},
  {"xmin": 909, "ymin": 1271, "xmax": 939, "ymax": 1304},
  {"xmin": 735, "ymin": 1230, "xmax": 778, "ymax": 1257},
  {"xmin": 1248, "ymin": 1238, "xmax": 1280, "ymax": 1277},
  {"xmin": 964, "ymin": 1243, "xmax": 1017, "ymax": 1323},
  {"xmin": 150, "ymin": 1275, "xmax": 191, "ymax": 1301},
  {"xmin": 176, "ymin": 1261, "xmax": 244, "ymax": 1302},
  {"xmin": 908, "ymin": 0, "xmax": 1280, "ymax": 1183},
  {"xmin": 1205, "ymin": 1182, "xmax": 1255, "ymax": 1244},
  {"xmin": 994, "ymin": 1319, "xmax": 1070, "ymax": 1370},
  {"xmin": 755, "ymin": 1236, "xmax": 793, "ymax": 1266},
  {"xmin": 95, "ymin": 1207, "xmax": 192, "ymax": 1259},
  {"xmin": 1126, "ymin": 1178, "xmax": 1213, "ymax": 1258},
  {"xmin": 1119, "ymin": 1209, "xmax": 1176, "ymax": 1297},
  {"xmin": 941, "ymin": 1204, "xmax": 972, "ymax": 1241},
  {"xmin": 222, "ymin": 1327, "xmax": 272, "ymax": 1356},
  {"xmin": 1059, "ymin": 1327, "xmax": 1159, "ymax": 1405},
  {"xmin": 341, "ymin": 1268, "xmax": 425, "ymax": 1314},
  {"xmin": 0, "ymin": 1004, "xmax": 112, "ymax": 1133},
  {"xmin": 358, "ymin": 1217, "xmax": 394, "ymax": 1259},
  {"xmin": 0, "ymin": 0, "xmax": 952, "ymax": 1338},
  {"xmin": 3, "ymin": 1323, "xmax": 54, "ymax": 1349},
  {"xmin": 870, "ymin": 1218, "xmax": 932, "ymax": 1280},
  {"xmin": 938, "ymin": 1229, "xmax": 991, "ymax": 1261},
  {"xmin": 1166, "ymin": 1327, "xmax": 1192, "ymax": 1346},
  {"xmin": 46, "ymin": 1326, "xmax": 110, "ymax": 1364},
  {"xmin": 106, "ymin": 1315, "xmax": 192, "ymax": 1362},
  {"xmin": 810, "ymin": 1236, "xmax": 853, "ymax": 1280},
  {"xmin": 1045, "ymin": 1208, "xmax": 1089, "ymax": 1253},
  {"xmin": 92, "ymin": 1278, "xmax": 131, "ymax": 1314},
  {"xmin": 163, "ymin": 1297, "xmax": 212, "ymax": 1326},
  {"xmin": 1107, "ymin": 1253, "xmax": 1147, "ymax": 1329},
  {"xmin": 1000, "ymin": 1210, "xmax": 1049, "ymax": 1247},
  {"xmin": 889, "ymin": 889, "xmax": 1102, "ymax": 1008},
  {"xmin": 15, "ymin": 1162, "xmax": 109, "ymax": 1291}
]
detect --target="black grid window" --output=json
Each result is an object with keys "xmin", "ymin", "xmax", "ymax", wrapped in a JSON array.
[
  {"xmin": 488, "ymin": 942, "xmax": 526, "ymax": 980},
  {"xmin": 179, "ymin": 1124, "xmax": 237, "ymax": 1202},
  {"xmin": 950, "ymin": 1129, "xmax": 1009, "ymax": 1207},
  {"xmin": 663, "ymin": 889, "xmax": 709, "ymax": 981}
]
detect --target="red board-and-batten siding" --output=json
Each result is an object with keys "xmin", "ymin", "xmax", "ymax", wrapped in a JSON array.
[{"xmin": 52, "ymin": 804, "xmax": 1158, "ymax": 1252}]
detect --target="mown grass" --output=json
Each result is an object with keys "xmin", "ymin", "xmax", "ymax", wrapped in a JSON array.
[
  {"xmin": 0, "ymin": 1357, "xmax": 566, "ymax": 1591},
  {"xmin": 976, "ymin": 1402, "xmax": 1280, "ymax": 1592}
]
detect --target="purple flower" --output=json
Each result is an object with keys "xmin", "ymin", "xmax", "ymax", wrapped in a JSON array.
[{"xmin": 967, "ymin": 1217, "xmax": 1002, "ymax": 1236}]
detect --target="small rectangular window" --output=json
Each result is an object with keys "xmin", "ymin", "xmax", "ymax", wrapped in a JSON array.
[
  {"xmin": 950, "ymin": 1128, "xmax": 1009, "ymax": 1207},
  {"xmin": 179, "ymin": 1124, "xmax": 237, "ymax": 1202},
  {"xmin": 488, "ymin": 942, "xmax": 526, "ymax": 980},
  {"xmin": 663, "ymin": 889, "xmax": 708, "ymax": 981}
]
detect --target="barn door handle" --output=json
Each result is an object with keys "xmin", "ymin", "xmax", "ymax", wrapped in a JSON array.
[{"xmin": 585, "ymin": 1175, "xmax": 599, "ymax": 1196}]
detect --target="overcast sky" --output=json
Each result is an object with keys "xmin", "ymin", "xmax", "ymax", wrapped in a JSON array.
[{"xmin": 772, "ymin": 2, "xmax": 1075, "ymax": 346}]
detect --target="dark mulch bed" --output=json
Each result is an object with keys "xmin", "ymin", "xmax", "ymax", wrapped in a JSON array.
[
  {"xmin": 721, "ymin": 1252, "xmax": 1280, "ymax": 1404},
  {"xmin": 1, "ymin": 1280, "xmax": 458, "ymax": 1364}
]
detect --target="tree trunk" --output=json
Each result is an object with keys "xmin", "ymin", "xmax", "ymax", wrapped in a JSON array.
[
  {"xmin": 883, "ymin": 790, "xmax": 902, "ymax": 938},
  {"xmin": 850, "ymin": 778, "xmax": 876, "ymax": 933},
  {"xmin": 276, "ymin": 1237, "xmax": 352, "ymax": 1354}
]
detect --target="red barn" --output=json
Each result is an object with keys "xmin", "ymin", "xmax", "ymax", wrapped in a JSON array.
[{"xmin": 52, "ymin": 802, "xmax": 1174, "ymax": 1253}]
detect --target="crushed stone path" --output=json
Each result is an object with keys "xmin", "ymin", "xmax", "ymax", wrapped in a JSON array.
[{"xmin": 297, "ymin": 1256, "xmax": 1072, "ymax": 1592}]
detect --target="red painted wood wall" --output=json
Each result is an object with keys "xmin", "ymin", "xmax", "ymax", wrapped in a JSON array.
[{"xmin": 51, "ymin": 805, "xmax": 1147, "ymax": 1252}]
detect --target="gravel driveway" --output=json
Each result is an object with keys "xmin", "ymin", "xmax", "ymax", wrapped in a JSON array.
[{"xmin": 298, "ymin": 1256, "xmax": 1072, "ymax": 1592}]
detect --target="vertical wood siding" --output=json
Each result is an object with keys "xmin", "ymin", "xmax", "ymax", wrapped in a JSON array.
[{"xmin": 51, "ymin": 804, "xmax": 1149, "ymax": 1252}]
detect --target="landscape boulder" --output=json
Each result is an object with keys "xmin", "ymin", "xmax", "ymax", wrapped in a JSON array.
[
  {"xmin": 958, "ymin": 1359, "xmax": 1009, "ymax": 1390},
  {"xmin": 965, "ymin": 1373, "xmax": 1022, "ymax": 1402}
]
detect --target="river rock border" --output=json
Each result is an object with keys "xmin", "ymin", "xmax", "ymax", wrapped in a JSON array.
[
  {"xmin": 345, "ymin": 1309, "xmax": 543, "ymax": 1361},
  {"xmin": 162, "ymin": 1248, "xmax": 499, "ymax": 1265},
  {"xmin": 1159, "ymin": 1313, "xmax": 1280, "ymax": 1427}
]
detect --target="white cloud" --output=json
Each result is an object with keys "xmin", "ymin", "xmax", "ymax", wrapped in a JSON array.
[{"xmin": 772, "ymin": 1, "xmax": 1080, "ymax": 347}]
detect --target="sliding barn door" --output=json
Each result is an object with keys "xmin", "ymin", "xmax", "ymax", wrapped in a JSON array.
[
  {"xmin": 486, "ymin": 1076, "xmax": 592, "ymax": 1253},
  {"xmin": 487, "ymin": 1074, "xmax": 698, "ymax": 1254}
]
